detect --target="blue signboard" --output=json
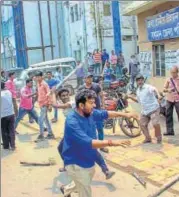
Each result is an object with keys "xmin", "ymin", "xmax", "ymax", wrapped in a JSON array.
[
  {"xmin": 112, "ymin": 1, "xmax": 122, "ymax": 55},
  {"xmin": 146, "ymin": 6, "xmax": 179, "ymax": 41}
]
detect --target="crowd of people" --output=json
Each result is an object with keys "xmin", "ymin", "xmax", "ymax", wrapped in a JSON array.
[{"xmin": 1, "ymin": 49, "xmax": 179, "ymax": 197}]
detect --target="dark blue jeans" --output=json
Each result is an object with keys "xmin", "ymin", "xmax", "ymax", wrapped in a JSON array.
[
  {"xmin": 15, "ymin": 107, "xmax": 39, "ymax": 129},
  {"xmin": 57, "ymin": 139, "xmax": 108, "ymax": 173}
]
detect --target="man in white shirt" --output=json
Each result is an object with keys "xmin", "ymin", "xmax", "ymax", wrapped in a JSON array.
[
  {"xmin": 1, "ymin": 82, "xmax": 16, "ymax": 150},
  {"xmin": 128, "ymin": 74, "xmax": 162, "ymax": 143}
]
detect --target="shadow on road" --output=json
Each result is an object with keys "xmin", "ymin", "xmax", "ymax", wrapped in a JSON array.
[
  {"xmin": 92, "ymin": 180, "xmax": 116, "ymax": 192},
  {"xmin": 47, "ymin": 172, "xmax": 71, "ymax": 194},
  {"xmin": 1, "ymin": 148, "xmax": 14, "ymax": 159},
  {"xmin": 17, "ymin": 132, "xmax": 39, "ymax": 143}
]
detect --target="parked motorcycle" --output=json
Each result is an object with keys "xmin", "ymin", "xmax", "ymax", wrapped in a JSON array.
[{"xmin": 104, "ymin": 92, "xmax": 141, "ymax": 137}]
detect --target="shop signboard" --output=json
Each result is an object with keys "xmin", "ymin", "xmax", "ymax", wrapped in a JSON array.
[{"xmin": 146, "ymin": 7, "xmax": 179, "ymax": 41}]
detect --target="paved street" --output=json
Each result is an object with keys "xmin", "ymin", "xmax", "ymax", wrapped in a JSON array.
[{"xmin": 1, "ymin": 102, "xmax": 179, "ymax": 197}]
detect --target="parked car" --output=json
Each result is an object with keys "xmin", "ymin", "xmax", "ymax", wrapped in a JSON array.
[
  {"xmin": 5, "ymin": 67, "xmax": 23, "ymax": 79},
  {"xmin": 14, "ymin": 57, "xmax": 77, "ymax": 97}
]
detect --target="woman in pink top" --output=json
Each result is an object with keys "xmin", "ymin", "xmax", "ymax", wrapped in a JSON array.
[{"xmin": 163, "ymin": 66, "xmax": 179, "ymax": 135}]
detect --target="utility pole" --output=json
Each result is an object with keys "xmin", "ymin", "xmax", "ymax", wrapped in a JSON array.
[
  {"xmin": 94, "ymin": 1, "xmax": 100, "ymax": 50},
  {"xmin": 55, "ymin": 0, "xmax": 61, "ymax": 57},
  {"xmin": 64, "ymin": 1, "xmax": 72, "ymax": 56},
  {"xmin": 132, "ymin": 15, "xmax": 138, "ymax": 54},
  {"xmin": 82, "ymin": 2, "xmax": 87, "ymax": 56}
]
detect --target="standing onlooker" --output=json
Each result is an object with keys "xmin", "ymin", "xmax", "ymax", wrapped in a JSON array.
[
  {"xmin": 54, "ymin": 67, "xmax": 63, "ymax": 82},
  {"xmin": 75, "ymin": 61, "xmax": 85, "ymax": 88},
  {"xmin": 129, "ymin": 55, "xmax": 140, "ymax": 90},
  {"xmin": 15, "ymin": 79, "xmax": 39, "ymax": 131},
  {"xmin": 35, "ymin": 71, "xmax": 55, "ymax": 140},
  {"xmin": 62, "ymin": 89, "xmax": 134, "ymax": 197},
  {"xmin": 128, "ymin": 74, "xmax": 162, "ymax": 143},
  {"xmin": 117, "ymin": 52, "xmax": 125, "ymax": 77},
  {"xmin": 87, "ymin": 53, "xmax": 95, "ymax": 74},
  {"xmin": 46, "ymin": 71, "xmax": 60, "ymax": 123},
  {"xmin": 1, "ymin": 70, "xmax": 7, "ymax": 82},
  {"xmin": 163, "ymin": 66, "xmax": 179, "ymax": 135},
  {"xmin": 110, "ymin": 50, "xmax": 118, "ymax": 72},
  {"xmin": 79, "ymin": 74, "xmax": 109, "ymax": 153},
  {"xmin": 1, "ymin": 82, "xmax": 16, "ymax": 150},
  {"xmin": 102, "ymin": 49, "xmax": 109, "ymax": 70},
  {"xmin": 93, "ymin": 49, "xmax": 102, "ymax": 74},
  {"xmin": 103, "ymin": 61, "xmax": 114, "ymax": 81},
  {"xmin": 5, "ymin": 72, "xmax": 18, "ymax": 117}
]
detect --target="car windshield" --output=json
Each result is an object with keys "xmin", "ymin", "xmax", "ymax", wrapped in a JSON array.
[
  {"xmin": 60, "ymin": 61, "xmax": 76, "ymax": 68},
  {"xmin": 19, "ymin": 65, "xmax": 74, "ymax": 80}
]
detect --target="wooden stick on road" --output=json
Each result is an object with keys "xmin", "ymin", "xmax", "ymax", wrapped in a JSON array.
[
  {"xmin": 148, "ymin": 174, "xmax": 179, "ymax": 197},
  {"xmin": 132, "ymin": 172, "xmax": 147, "ymax": 188},
  {"xmin": 20, "ymin": 158, "xmax": 56, "ymax": 166}
]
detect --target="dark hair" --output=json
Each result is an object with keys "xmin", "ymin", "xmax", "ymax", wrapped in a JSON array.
[
  {"xmin": 1, "ymin": 82, "xmax": 5, "ymax": 90},
  {"xmin": 75, "ymin": 89, "xmax": 97, "ymax": 108},
  {"xmin": 57, "ymin": 88, "xmax": 69, "ymax": 97},
  {"xmin": 35, "ymin": 71, "xmax": 43, "ymax": 77},
  {"xmin": 26, "ymin": 78, "xmax": 33, "ymax": 84},
  {"xmin": 47, "ymin": 71, "xmax": 52, "ymax": 74},
  {"xmin": 8, "ymin": 72, "xmax": 15, "ymax": 78}
]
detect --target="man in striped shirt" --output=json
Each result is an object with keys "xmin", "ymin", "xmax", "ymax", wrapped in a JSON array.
[{"xmin": 93, "ymin": 49, "xmax": 102, "ymax": 74}]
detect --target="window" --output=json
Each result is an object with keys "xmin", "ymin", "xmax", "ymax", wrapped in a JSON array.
[
  {"xmin": 74, "ymin": 50, "xmax": 81, "ymax": 61},
  {"xmin": 122, "ymin": 35, "xmax": 132, "ymax": 41},
  {"xmin": 153, "ymin": 45, "xmax": 165, "ymax": 77},
  {"xmin": 74, "ymin": 4, "xmax": 79, "ymax": 21},
  {"xmin": 70, "ymin": 7, "xmax": 74, "ymax": 23},
  {"xmin": 103, "ymin": 4, "xmax": 111, "ymax": 16}
]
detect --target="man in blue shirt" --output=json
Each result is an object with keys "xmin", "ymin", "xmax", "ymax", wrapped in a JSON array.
[
  {"xmin": 46, "ymin": 71, "xmax": 60, "ymax": 123},
  {"xmin": 62, "ymin": 89, "xmax": 137, "ymax": 197},
  {"xmin": 53, "ymin": 88, "xmax": 116, "ymax": 197},
  {"xmin": 103, "ymin": 61, "xmax": 114, "ymax": 81},
  {"xmin": 102, "ymin": 49, "xmax": 109, "ymax": 70}
]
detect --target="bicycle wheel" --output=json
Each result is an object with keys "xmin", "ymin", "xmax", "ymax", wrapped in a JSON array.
[{"xmin": 119, "ymin": 117, "xmax": 141, "ymax": 137}]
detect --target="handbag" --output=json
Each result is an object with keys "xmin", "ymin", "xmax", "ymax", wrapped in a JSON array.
[{"xmin": 170, "ymin": 78, "xmax": 179, "ymax": 95}]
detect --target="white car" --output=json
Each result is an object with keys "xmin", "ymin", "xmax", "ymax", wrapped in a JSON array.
[{"xmin": 15, "ymin": 57, "xmax": 77, "ymax": 97}]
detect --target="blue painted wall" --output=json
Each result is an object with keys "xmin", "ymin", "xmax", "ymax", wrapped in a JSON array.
[
  {"xmin": 13, "ymin": 1, "xmax": 28, "ymax": 69},
  {"xmin": 112, "ymin": 1, "xmax": 122, "ymax": 55}
]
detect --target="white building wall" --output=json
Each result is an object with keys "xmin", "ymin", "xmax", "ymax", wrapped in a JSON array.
[{"xmin": 63, "ymin": 1, "xmax": 138, "ymax": 65}]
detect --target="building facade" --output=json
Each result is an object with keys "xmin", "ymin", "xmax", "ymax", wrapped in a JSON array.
[
  {"xmin": 124, "ymin": 1, "xmax": 179, "ymax": 90},
  {"xmin": 1, "ymin": 1, "xmax": 65, "ymax": 69},
  {"xmin": 63, "ymin": 1, "xmax": 138, "ymax": 66}
]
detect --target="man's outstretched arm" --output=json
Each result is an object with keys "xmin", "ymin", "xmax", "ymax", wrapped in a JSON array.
[{"xmin": 107, "ymin": 111, "xmax": 138, "ymax": 119}]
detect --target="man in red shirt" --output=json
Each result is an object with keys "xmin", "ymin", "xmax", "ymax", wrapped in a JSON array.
[
  {"xmin": 15, "ymin": 79, "xmax": 39, "ymax": 130},
  {"xmin": 5, "ymin": 72, "xmax": 18, "ymax": 117},
  {"xmin": 93, "ymin": 49, "xmax": 102, "ymax": 74},
  {"xmin": 36, "ymin": 71, "xmax": 54, "ymax": 140}
]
